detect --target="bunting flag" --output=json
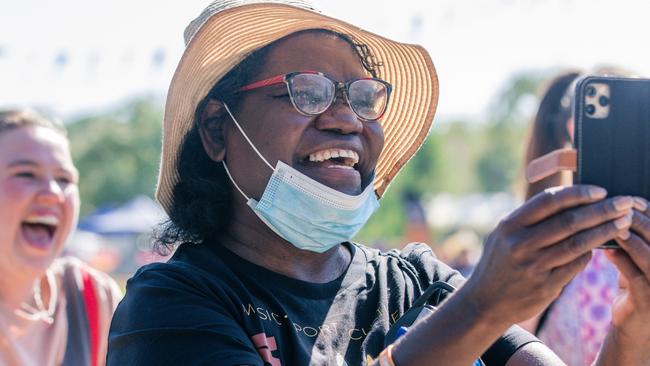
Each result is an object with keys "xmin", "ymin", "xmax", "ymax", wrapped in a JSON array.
[{"xmin": 54, "ymin": 50, "xmax": 69, "ymax": 69}]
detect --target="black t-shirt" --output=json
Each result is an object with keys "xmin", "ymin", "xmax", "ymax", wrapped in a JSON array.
[{"xmin": 108, "ymin": 242, "xmax": 538, "ymax": 365}]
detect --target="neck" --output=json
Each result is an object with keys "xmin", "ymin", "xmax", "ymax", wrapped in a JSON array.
[
  {"xmin": 0, "ymin": 269, "xmax": 46, "ymax": 312},
  {"xmin": 220, "ymin": 204, "xmax": 352, "ymax": 283}
]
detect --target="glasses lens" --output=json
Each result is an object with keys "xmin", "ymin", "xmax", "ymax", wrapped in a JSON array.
[
  {"xmin": 288, "ymin": 74, "xmax": 335, "ymax": 115},
  {"xmin": 348, "ymin": 79, "xmax": 389, "ymax": 120}
]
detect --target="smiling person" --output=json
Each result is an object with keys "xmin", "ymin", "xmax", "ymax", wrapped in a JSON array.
[
  {"xmin": 0, "ymin": 109, "xmax": 122, "ymax": 366},
  {"xmin": 107, "ymin": 1, "xmax": 650, "ymax": 365}
]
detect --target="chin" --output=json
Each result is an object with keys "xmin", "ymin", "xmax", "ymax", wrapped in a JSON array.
[
  {"xmin": 14, "ymin": 252, "xmax": 56, "ymax": 278},
  {"xmin": 322, "ymin": 175, "xmax": 364, "ymax": 195},
  {"xmin": 297, "ymin": 164, "xmax": 363, "ymax": 195},
  {"xmin": 17, "ymin": 237, "xmax": 65, "ymax": 268},
  {"xmin": 336, "ymin": 185, "xmax": 363, "ymax": 196}
]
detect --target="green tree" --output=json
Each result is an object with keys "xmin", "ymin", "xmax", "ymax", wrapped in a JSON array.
[
  {"xmin": 475, "ymin": 71, "xmax": 546, "ymax": 192},
  {"xmin": 67, "ymin": 99, "xmax": 163, "ymax": 214},
  {"xmin": 355, "ymin": 128, "xmax": 444, "ymax": 244},
  {"xmin": 357, "ymin": 70, "xmax": 550, "ymax": 245}
]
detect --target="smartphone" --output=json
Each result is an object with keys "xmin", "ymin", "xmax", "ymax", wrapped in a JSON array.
[{"xmin": 574, "ymin": 75, "xmax": 650, "ymax": 248}]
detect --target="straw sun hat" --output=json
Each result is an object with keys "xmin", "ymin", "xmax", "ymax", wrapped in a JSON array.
[{"xmin": 156, "ymin": 0, "xmax": 439, "ymax": 213}]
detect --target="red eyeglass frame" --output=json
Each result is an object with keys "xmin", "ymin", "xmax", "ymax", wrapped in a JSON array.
[{"xmin": 236, "ymin": 70, "xmax": 392, "ymax": 121}]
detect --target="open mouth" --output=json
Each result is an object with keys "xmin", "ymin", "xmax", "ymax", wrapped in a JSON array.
[
  {"xmin": 21, "ymin": 215, "xmax": 59, "ymax": 250},
  {"xmin": 303, "ymin": 148, "xmax": 360, "ymax": 170}
]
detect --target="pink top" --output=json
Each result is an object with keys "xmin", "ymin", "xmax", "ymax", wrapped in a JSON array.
[{"xmin": 537, "ymin": 250, "xmax": 618, "ymax": 366}]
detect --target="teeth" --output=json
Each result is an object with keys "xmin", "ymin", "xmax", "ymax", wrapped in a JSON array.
[
  {"xmin": 308, "ymin": 149, "xmax": 359, "ymax": 165},
  {"xmin": 24, "ymin": 215, "xmax": 59, "ymax": 226}
]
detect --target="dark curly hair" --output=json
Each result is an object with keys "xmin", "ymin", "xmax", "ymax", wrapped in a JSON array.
[{"xmin": 154, "ymin": 29, "xmax": 383, "ymax": 253}]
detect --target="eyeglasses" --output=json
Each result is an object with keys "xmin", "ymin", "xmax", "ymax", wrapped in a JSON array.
[{"xmin": 237, "ymin": 71, "xmax": 392, "ymax": 121}]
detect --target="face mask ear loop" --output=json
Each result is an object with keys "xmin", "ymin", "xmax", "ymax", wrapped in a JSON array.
[
  {"xmin": 222, "ymin": 161, "xmax": 251, "ymax": 201},
  {"xmin": 222, "ymin": 103, "xmax": 274, "ymax": 171}
]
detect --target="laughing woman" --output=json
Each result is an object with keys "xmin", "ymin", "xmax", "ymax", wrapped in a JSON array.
[
  {"xmin": 0, "ymin": 109, "xmax": 121, "ymax": 366},
  {"xmin": 108, "ymin": 1, "xmax": 650, "ymax": 365}
]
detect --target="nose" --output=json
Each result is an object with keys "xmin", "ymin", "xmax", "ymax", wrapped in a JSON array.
[
  {"xmin": 315, "ymin": 94, "xmax": 363, "ymax": 135},
  {"xmin": 37, "ymin": 178, "xmax": 65, "ymax": 205}
]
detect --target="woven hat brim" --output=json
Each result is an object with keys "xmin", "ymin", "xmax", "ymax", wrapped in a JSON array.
[{"xmin": 156, "ymin": 3, "xmax": 439, "ymax": 214}]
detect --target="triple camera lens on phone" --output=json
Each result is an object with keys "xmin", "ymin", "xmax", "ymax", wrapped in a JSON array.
[{"xmin": 584, "ymin": 83, "xmax": 610, "ymax": 119}]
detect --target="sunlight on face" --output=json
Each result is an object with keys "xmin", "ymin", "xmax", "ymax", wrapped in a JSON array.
[{"xmin": 0, "ymin": 126, "xmax": 79, "ymax": 278}]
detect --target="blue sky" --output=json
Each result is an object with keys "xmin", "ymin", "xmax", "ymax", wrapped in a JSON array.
[{"xmin": 2, "ymin": 0, "xmax": 649, "ymax": 121}]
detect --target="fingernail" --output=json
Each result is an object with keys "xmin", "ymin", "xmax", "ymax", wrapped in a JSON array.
[
  {"xmin": 633, "ymin": 197, "xmax": 647, "ymax": 212},
  {"xmin": 614, "ymin": 213, "xmax": 633, "ymax": 229},
  {"xmin": 589, "ymin": 187, "xmax": 607, "ymax": 199},
  {"xmin": 613, "ymin": 196, "xmax": 634, "ymax": 211},
  {"xmin": 617, "ymin": 230, "xmax": 630, "ymax": 240}
]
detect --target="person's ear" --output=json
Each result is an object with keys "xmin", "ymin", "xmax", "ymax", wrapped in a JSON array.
[{"xmin": 198, "ymin": 99, "xmax": 229, "ymax": 162}]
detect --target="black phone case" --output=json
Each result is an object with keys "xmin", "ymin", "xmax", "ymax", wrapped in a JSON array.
[{"xmin": 574, "ymin": 76, "xmax": 650, "ymax": 247}]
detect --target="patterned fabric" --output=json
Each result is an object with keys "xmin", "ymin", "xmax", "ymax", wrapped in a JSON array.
[{"xmin": 537, "ymin": 250, "xmax": 618, "ymax": 366}]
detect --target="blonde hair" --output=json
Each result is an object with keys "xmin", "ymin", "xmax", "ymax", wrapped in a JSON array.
[{"xmin": 0, "ymin": 109, "xmax": 66, "ymax": 137}]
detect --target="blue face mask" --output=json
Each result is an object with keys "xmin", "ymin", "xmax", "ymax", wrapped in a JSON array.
[{"xmin": 221, "ymin": 104, "xmax": 380, "ymax": 253}]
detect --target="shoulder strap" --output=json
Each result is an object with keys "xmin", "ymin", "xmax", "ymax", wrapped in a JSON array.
[{"xmin": 81, "ymin": 268, "xmax": 100, "ymax": 366}]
